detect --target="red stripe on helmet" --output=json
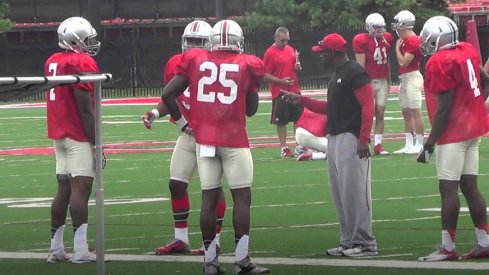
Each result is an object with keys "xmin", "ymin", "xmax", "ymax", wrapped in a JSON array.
[
  {"xmin": 192, "ymin": 22, "xmax": 199, "ymax": 33},
  {"xmin": 221, "ymin": 20, "xmax": 228, "ymax": 47}
]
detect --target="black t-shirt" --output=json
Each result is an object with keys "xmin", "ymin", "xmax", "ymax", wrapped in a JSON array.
[{"xmin": 327, "ymin": 60, "xmax": 371, "ymax": 138}]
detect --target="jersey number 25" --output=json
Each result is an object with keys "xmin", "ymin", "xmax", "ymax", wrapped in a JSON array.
[{"xmin": 197, "ymin": 62, "xmax": 238, "ymax": 104}]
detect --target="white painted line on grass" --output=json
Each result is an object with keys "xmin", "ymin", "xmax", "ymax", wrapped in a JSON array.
[{"xmin": 1, "ymin": 252, "xmax": 489, "ymax": 270}]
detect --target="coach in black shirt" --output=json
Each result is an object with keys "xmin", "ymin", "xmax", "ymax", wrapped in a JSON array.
[{"xmin": 280, "ymin": 33, "xmax": 377, "ymax": 257}]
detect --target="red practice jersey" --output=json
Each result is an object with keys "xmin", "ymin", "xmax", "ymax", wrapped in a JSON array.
[
  {"xmin": 263, "ymin": 44, "xmax": 300, "ymax": 99},
  {"xmin": 352, "ymin": 32, "xmax": 394, "ymax": 79},
  {"xmin": 177, "ymin": 48, "xmax": 265, "ymax": 147},
  {"xmin": 45, "ymin": 52, "xmax": 99, "ymax": 141},
  {"xmin": 424, "ymin": 42, "xmax": 489, "ymax": 144},
  {"xmin": 164, "ymin": 53, "xmax": 191, "ymax": 121},
  {"xmin": 296, "ymin": 108, "xmax": 328, "ymax": 137},
  {"xmin": 398, "ymin": 35, "xmax": 422, "ymax": 74}
]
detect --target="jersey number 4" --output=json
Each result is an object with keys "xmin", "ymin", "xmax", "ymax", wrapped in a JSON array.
[
  {"xmin": 197, "ymin": 62, "xmax": 238, "ymax": 104},
  {"xmin": 48, "ymin": 63, "xmax": 58, "ymax": 101},
  {"xmin": 373, "ymin": 47, "xmax": 388, "ymax": 65},
  {"xmin": 467, "ymin": 59, "xmax": 481, "ymax": 97}
]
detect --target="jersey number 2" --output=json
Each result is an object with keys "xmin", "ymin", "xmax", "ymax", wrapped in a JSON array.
[
  {"xmin": 197, "ymin": 62, "xmax": 238, "ymax": 104},
  {"xmin": 48, "ymin": 63, "xmax": 58, "ymax": 101}
]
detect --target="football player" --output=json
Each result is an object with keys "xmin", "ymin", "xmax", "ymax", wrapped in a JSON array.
[
  {"xmin": 391, "ymin": 10, "xmax": 425, "ymax": 155},
  {"xmin": 46, "ymin": 16, "xmax": 101, "ymax": 264},
  {"xmin": 162, "ymin": 19, "xmax": 270, "ymax": 274},
  {"xmin": 353, "ymin": 13, "xmax": 393, "ymax": 155},
  {"xmin": 294, "ymin": 108, "xmax": 328, "ymax": 161},
  {"xmin": 141, "ymin": 20, "xmax": 227, "ymax": 255},
  {"xmin": 417, "ymin": 16, "xmax": 489, "ymax": 262}
]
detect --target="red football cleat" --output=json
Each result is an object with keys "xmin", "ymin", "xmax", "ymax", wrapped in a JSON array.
[{"xmin": 155, "ymin": 239, "xmax": 190, "ymax": 255}]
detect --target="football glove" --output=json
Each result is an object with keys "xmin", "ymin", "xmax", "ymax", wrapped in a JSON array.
[
  {"xmin": 141, "ymin": 111, "xmax": 156, "ymax": 129},
  {"xmin": 417, "ymin": 144, "xmax": 434, "ymax": 164}
]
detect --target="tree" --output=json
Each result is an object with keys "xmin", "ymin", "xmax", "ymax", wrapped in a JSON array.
[
  {"xmin": 0, "ymin": 1, "xmax": 13, "ymax": 33},
  {"xmin": 245, "ymin": 0, "xmax": 457, "ymax": 29}
]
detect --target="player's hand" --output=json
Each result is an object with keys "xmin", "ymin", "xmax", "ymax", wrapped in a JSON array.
[
  {"xmin": 357, "ymin": 141, "xmax": 371, "ymax": 159},
  {"xmin": 417, "ymin": 143, "xmax": 434, "ymax": 164},
  {"xmin": 281, "ymin": 77, "xmax": 294, "ymax": 86},
  {"xmin": 141, "ymin": 111, "xmax": 155, "ymax": 129},
  {"xmin": 280, "ymin": 90, "xmax": 300, "ymax": 104}
]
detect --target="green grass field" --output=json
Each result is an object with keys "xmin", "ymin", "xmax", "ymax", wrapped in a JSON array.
[{"xmin": 1, "ymin": 95, "xmax": 489, "ymax": 275}]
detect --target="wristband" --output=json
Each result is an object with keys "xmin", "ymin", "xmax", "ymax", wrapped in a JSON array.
[
  {"xmin": 174, "ymin": 116, "xmax": 188, "ymax": 130},
  {"xmin": 151, "ymin": 109, "xmax": 160, "ymax": 119}
]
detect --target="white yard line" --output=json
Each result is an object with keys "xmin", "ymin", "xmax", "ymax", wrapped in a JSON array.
[{"xmin": 0, "ymin": 252, "xmax": 488, "ymax": 270}]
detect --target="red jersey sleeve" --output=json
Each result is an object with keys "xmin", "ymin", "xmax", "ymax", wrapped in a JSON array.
[
  {"xmin": 246, "ymin": 55, "xmax": 265, "ymax": 92},
  {"xmin": 163, "ymin": 54, "xmax": 182, "ymax": 84},
  {"xmin": 66, "ymin": 54, "xmax": 99, "ymax": 91},
  {"xmin": 384, "ymin": 32, "xmax": 394, "ymax": 46},
  {"xmin": 403, "ymin": 36, "xmax": 421, "ymax": 55},
  {"xmin": 424, "ymin": 55, "xmax": 456, "ymax": 94},
  {"xmin": 352, "ymin": 33, "xmax": 368, "ymax": 53}
]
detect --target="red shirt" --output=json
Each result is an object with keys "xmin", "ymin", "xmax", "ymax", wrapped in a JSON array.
[
  {"xmin": 45, "ymin": 52, "xmax": 99, "ymax": 141},
  {"xmin": 163, "ymin": 53, "xmax": 191, "ymax": 121},
  {"xmin": 263, "ymin": 44, "xmax": 300, "ymax": 99},
  {"xmin": 177, "ymin": 49, "xmax": 264, "ymax": 147},
  {"xmin": 352, "ymin": 32, "xmax": 393, "ymax": 79},
  {"xmin": 296, "ymin": 108, "xmax": 328, "ymax": 137},
  {"xmin": 424, "ymin": 42, "xmax": 489, "ymax": 144},
  {"xmin": 398, "ymin": 35, "xmax": 422, "ymax": 75}
]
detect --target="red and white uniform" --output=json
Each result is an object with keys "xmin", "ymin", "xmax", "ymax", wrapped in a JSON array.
[
  {"xmin": 424, "ymin": 42, "xmax": 489, "ymax": 144},
  {"xmin": 263, "ymin": 44, "xmax": 300, "ymax": 99},
  {"xmin": 398, "ymin": 35, "xmax": 422, "ymax": 74},
  {"xmin": 296, "ymin": 108, "xmax": 327, "ymax": 137},
  {"xmin": 177, "ymin": 48, "xmax": 264, "ymax": 148},
  {"xmin": 45, "ymin": 52, "xmax": 99, "ymax": 141},
  {"xmin": 352, "ymin": 32, "xmax": 394, "ymax": 79},
  {"xmin": 164, "ymin": 53, "xmax": 191, "ymax": 121}
]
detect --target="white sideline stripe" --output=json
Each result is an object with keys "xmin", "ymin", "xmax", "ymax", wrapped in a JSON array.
[{"xmin": 1, "ymin": 252, "xmax": 489, "ymax": 270}]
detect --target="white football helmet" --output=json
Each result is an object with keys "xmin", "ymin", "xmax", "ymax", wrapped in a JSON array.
[
  {"xmin": 210, "ymin": 19, "xmax": 244, "ymax": 52},
  {"xmin": 57, "ymin": 17, "xmax": 100, "ymax": 56},
  {"xmin": 181, "ymin": 20, "xmax": 212, "ymax": 52},
  {"xmin": 391, "ymin": 10, "xmax": 415, "ymax": 31},
  {"xmin": 365, "ymin": 13, "xmax": 386, "ymax": 38},
  {"xmin": 420, "ymin": 16, "xmax": 459, "ymax": 56}
]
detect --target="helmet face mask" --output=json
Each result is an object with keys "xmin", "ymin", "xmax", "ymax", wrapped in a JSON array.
[
  {"xmin": 391, "ymin": 10, "xmax": 415, "ymax": 32},
  {"xmin": 57, "ymin": 17, "xmax": 100, "ymax": 56},
  {"xmin": 182, "ymin": 20, "xmax": 212, "ymax": 52},
  {"xmin": 420, "ymin": 16, "xmax": 459, "ymax": 56},
  {"xmin": 210, "ymin": 20, "xmax": 244, "ymax": 52},
  {"xmin": 365, "ymin": 13, "xmax": 386, "ymax": 38}
]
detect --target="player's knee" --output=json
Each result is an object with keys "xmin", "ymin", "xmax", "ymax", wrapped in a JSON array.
[{"xmin": 169, "ymin": 179, "xmax": 188, "ymax": 198}]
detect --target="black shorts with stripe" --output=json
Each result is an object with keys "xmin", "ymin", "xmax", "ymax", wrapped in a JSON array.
[{"xmin": 270, "ymin": 97, "xmax": 304, "ymax": 126}]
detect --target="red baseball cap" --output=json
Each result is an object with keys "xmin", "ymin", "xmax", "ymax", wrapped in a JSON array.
[{"xmin": 311, "ymin": 33, "xmax": 347, "ymax": 52}]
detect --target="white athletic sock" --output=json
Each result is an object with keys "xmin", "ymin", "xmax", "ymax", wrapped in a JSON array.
[
  {"xmin": 405, "ymin": 133, "xmax": 414, "ymax": 148},
  {"xmin": 415, "ymin": 134, "xmax": 424, "ymax": 147},
  {"xmin": 215, "ymin": 233, "xmax": 221, "ymax": 246},
  {"xmin": 311, "ymin": 152, "xmax": 327, "ymax": 160},
  {"xmin": 50, "ymin": 225, "xmax": 65, "ymax": 250},
  {"xmin": 475, "ymin": 227, "xmax": 489, "ymax": 247},
  {"xmin": 73, "ymin": 223, "xmax": 88, "ymax": 251},
  {"xmin": 235, "ymin": 235, "xmax": 249, "ymax": 262},
  {"xmin": 204, "ymin": 237, "xmax": 218, "ymax": 263},
  {"xmin": 374, "ymin": 134, "xmax": 383, "ymax": 146},
  {"xmin": 175, "ymin": 227, "xmax": 189, "ymax": 244},
  {"xmin": 441, "ymin": 230, "xmax": 456, "ymax": 251}
]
